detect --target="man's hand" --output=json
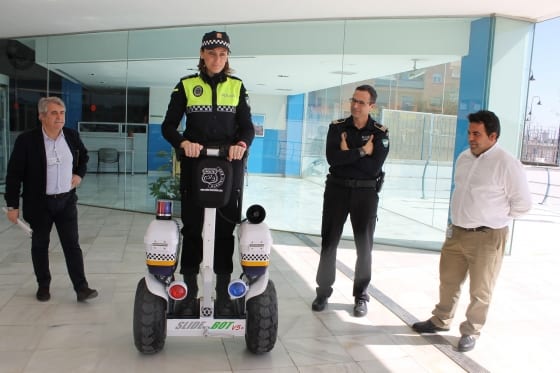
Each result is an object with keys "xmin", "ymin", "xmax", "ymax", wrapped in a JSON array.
[
  {"xmin": 6, "ymin": 208, "xmax": 19, "ymax": 224},
  {"xmin": 362, "ymin": 135, "xmax": 374, "ymax": 156},
  {"xmin": 228, "ymin": 144, "xmax": 247, "ymax": 161},
  {"xmin": 340, "ymin": 132, "xmax": 349, "ymax": 151},
  {"xmin": 71, "ymin": 175, "xmax": 82, "ymax": 189},
  {"xmin": 180, "ymin": 140, "xmax": 203, "ymax": 158}
]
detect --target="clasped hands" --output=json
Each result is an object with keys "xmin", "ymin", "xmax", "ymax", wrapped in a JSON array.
[
  {"xmin": 180, "ymin": 140, "xmax": 246, "ymax": 161},
  {"xmin": 340, "ymin": 132, "xmax": 374, "ymax": 155}
]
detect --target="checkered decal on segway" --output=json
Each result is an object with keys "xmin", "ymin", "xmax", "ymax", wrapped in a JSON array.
[
  {"xmin": 146, "ymin": 252, "xmax": 177, "ymax": 266},
  {"xmin": 241, "ymin": 252, "xmax": 270, "ymax": 266}
]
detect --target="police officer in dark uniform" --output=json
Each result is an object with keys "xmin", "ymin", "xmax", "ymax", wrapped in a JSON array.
[
  {"xmin": 161, "ymin": 31, "xmax": 255, "ymax": 316},
  {"xmin": 312, "ymin": 84, "xmax": 389, "ymax": 317}
]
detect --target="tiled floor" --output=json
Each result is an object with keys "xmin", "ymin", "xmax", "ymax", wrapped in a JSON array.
[{"xmin": 0, "ymin": 199, "xmax": 558, "ymax": 372}]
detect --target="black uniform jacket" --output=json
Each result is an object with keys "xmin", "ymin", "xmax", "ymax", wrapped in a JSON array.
[
  {"xmin": 161, "ymin": 71, "xmax": 255, "ymax": 149},
  {"xmin": 4, "ymin": 127, "xmax": 89, "ymax": 223},
  {"xmin": 326, "ymin": 116, "xmax": 390, "ymax": 179}
]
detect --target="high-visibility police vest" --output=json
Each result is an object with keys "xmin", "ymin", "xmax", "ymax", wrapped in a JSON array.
[{"xmin": 182, "ymin": 75, "xmax": 242, "ymax": 114}]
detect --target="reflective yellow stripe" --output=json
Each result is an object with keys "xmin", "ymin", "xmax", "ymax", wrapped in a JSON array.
[
  {"xmin": 241, "ymin": 260, "xmax": 269, "ymax": 267},
  {"xmin": 147, "ymin": 259, "xmax": 176, "ymax": 266}
]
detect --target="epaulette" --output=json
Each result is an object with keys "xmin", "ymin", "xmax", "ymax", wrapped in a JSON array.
[
  {"xmin": 331, "ymin": 118, "xmax": 346, "ymax": 125},
  {"xmin": 374, "ymin": 122, "xmax": 388, "ymax": 132}
]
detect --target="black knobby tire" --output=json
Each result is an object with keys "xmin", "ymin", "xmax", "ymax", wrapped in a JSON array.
[
  {"xmin": 133, "ymin": 278, "xmax": 167, "ymax": 354},
  {"xmin": 245, "ymin": 280, "xmax": 278, "ymax": 354}
]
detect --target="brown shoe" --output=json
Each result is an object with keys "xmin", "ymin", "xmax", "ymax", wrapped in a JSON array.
[
  {"xmin": 77, "ymin": 287, "xmax": 98, "ymax": 302},
  {"xmin": 36, "ymin": 287, "xmax": 50, "ymax": 302},
  {"xmin": 457, "ymin": 335, "xmax": 476, "ymax": 352},
  {"xmin": 412, "ymin": 319, "xmax": 449, "ymax": 333}
]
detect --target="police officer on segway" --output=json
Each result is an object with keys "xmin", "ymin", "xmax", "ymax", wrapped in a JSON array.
[{"xmin": 161, "ymin": 31, "xmax": 255, "ymax": 317}]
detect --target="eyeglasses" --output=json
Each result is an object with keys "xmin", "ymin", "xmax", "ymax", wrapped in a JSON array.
[{"xmin": 349, "ymin": 98, "xmax": 371, "ymax": 106}]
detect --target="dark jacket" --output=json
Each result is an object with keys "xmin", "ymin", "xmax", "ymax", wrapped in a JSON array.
[
  {"xmin": 4, "ymin": 127, "xmax": 89, "ymax": 222},
  {"xmin": 326, "ymin": 116, "xmax": 390, "ymax": 180}
]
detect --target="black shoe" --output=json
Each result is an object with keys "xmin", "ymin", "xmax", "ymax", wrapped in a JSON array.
[
  {"xmin": 457, "ymin": 335, "xmax": 476, "ymax": 352},
  {"xmin": 174, "ymin": 297, "xmax": 198, "ymax": 317},
  {"xmin": 76, "ymin": 287, "xmax": 98, "ymax": 302},
  {"xmin": 412, "ymin": 319, "xmax": 450, "ymax": 333},
  {"xmin": 215, "ymin": 298, "xmax": 235, "ymax": 317},
  {"xmin": 353, "ymin": 299, "xmax": 368, "ymax": 317},
  {"xmin": 36, "ymin": 287, "xmax": 50, "ymax": 302},
  {"xmin": 312, "ymin": 295, "xmax": 328, "ymax": 311}
]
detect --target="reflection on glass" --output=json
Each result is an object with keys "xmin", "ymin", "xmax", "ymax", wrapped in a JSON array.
[{"xmin": 0, "ymin": 18, "xmax": 470, "ymax": 248}]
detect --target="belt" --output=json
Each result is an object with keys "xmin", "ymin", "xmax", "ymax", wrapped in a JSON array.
[
  {"xmin": 46, "ymin": 191, "xmax": 72, "ymax": 199},
  {"xmin": 327, "ymin": 174, "xmax": 377, "ymax": 188},
  {"xmin": 453, "ymin": 225, "xmax": 490, "ymax": 232}
]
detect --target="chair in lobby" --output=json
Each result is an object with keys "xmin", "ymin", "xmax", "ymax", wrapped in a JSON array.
[{"xmin": 97, "ymin": 147, "xmax": 120, "ymax": 173}]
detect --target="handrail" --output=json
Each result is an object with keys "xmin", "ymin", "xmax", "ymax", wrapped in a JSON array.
[{"xmin": 539, "ymin": 167, "xmax": 551, "ymax": 205}]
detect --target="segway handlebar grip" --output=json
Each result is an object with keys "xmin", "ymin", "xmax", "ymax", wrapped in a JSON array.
[{"xmin": 200, "ymin": 145, "xmax": 229, "ymax": 158}]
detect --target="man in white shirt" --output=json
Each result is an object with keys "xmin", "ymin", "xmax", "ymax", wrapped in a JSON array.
[{"xmin": 412, "ymin": 110, "xmax": 532, "ymax": 352}]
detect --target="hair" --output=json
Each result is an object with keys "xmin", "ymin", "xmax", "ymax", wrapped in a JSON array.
[
  {"xmin": 355, "ymin": 84, "xmax": 378, "ymax": 104},
  {"xmin": 38, "ymin": 96, "xmax": 65, "ymax": 114},
  {"xmin": 467, "ymin": 110, "xmax": 501, "ymax": 139}
]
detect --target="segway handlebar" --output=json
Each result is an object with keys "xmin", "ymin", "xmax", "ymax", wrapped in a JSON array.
[{"xmin": 200, "ymin": 145, "xmax": 230, "ymax": 158}]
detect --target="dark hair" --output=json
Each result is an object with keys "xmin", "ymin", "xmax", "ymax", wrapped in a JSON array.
[
  {"xmin": 355, "ymin": 85, "xmax": 378, "ymax": 104},
  {"xmin": 467, "ymin": 110, "xmax": 500, "ymax": 139}
]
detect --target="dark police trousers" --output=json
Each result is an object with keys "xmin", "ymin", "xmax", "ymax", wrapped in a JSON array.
[
  {"xmin": 316, "ymin": 181, "xmax": 379, "ymax": 301},
  {"xmin": 30, "ymin": 191, "xmax": 88, "ymax": 291}
]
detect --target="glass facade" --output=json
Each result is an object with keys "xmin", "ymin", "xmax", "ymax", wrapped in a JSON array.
[{"xmin": 0, "ymin": 17, "xmax": 541, "ymax": 250}]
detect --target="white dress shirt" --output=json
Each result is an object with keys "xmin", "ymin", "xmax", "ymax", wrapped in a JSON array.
[
  {"xmin": 44, "ymin": 130, "xmax": 73, "ymax": 195},
  {"xmin": 451, "ymin": 144, "xmax": 532, "ymax": 229}
]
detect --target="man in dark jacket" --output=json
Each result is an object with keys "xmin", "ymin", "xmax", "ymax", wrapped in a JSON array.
[{"xmin": 4, "ymin": 96, "xmax": 98, "ymax": 302}]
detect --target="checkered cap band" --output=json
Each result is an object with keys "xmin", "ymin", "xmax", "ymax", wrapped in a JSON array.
[{"xmin": 201, "ymin": 39, "xmax": 230, "ymax": 50}]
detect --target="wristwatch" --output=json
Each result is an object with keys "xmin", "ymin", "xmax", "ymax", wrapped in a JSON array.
[{"xmin": 359, "ymin": 147, "xmax": 367, "ymax": 157}]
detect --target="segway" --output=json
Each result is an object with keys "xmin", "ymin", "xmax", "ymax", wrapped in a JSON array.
[{"xmin": 133, "ymin": 146, "xmax": 278, "ymax": 354}]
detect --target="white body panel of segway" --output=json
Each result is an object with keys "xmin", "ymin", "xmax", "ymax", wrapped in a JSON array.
[
  {"xmin": 143, "ymin": 219, "xmax": 180, "ymax": 274},
  {"xmin": 140, "ymin": 208, "xmax": 273, "ymax": 338}
]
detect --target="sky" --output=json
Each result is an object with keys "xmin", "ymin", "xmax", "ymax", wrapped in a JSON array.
[{"xmin": 527, "ymin": 17, "xmax": 560, "ymax": 130}]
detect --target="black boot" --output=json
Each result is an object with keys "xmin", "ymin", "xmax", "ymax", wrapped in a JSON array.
[
  {"xmin": 174, "ymin": 273, "xmax": 198, "ymax": 317},
  {"xmin": 215, "ymin": 274, "xmax": 234, "ymax": 317}
]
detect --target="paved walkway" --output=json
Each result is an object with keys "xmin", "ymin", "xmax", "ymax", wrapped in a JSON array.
[{"xmin": 0, "ymin": 205, "xmax": 558, "ymax": 372}]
